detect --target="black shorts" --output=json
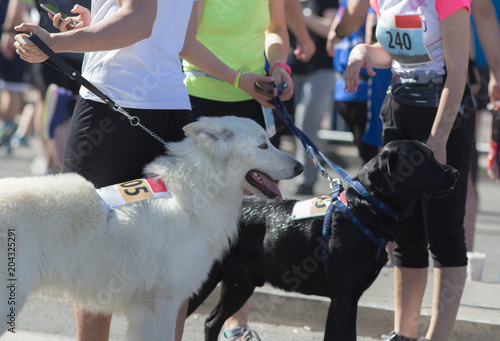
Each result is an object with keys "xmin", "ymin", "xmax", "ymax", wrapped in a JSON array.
[
  {"xmin": 62, "ymin": 96, "xmax": 192, "ymax": 188},
  {"xmin": 30, "ymin": 58, "xmax": 84, "ymax": 95},
  {"xmin": 0, "ymin": 53, "xmax": 27, "ymax": 84},
  {"xmin": 380, "ymin": 92, "xmax": 476, "ymax": 268},
  {"xmin": 189, "ymin": 96, "xmax": 266, "ymax": 128}
]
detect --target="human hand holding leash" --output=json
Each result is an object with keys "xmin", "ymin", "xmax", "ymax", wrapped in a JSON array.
[
  {"xmin": 13, "ymin": 24, "xmax": 52, "ymax": 63},
  {"xmin": 236, "ymin": 72, "xmax": 277, "ymax": 108},
  {"xmin": 270, "ymin": 62, "xmax": 293, "ymax": 101}
]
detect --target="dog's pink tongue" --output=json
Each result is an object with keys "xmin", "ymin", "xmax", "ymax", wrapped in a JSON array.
[{"xmin": 252, "ymin": 171, "xmax": 283, "ymax": 201}]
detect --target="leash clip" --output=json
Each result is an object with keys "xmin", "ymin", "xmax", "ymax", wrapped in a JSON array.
[{"xmin": 129, "ymin": 116, "xmax": 140, "ymax": 126}]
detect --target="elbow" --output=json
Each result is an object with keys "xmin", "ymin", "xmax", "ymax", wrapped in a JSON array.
[
  {"xmin": 138, "ymin": 25, "xmax": 154, "ymax": 41},
  {"xmin": 178, "ymin": 46, "xmax": 191, "ymax": 60},
  {"xmin": 178, "ymin": 38, "xmax": 193, "ymax": 60}
]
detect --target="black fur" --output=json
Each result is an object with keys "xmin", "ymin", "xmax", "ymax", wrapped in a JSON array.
[{"xmin": 188, "ymin": 140, "xmax": 459, "ymax": 341}]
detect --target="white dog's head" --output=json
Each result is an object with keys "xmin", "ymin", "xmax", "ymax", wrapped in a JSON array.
[{"xmin": 182, "ymin": 116, "xmax": 303, "ymax": 201}]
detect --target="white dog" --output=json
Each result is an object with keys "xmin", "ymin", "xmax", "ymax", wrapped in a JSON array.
[{"xmin": 0, "ymin": 116, "xmax": 303, "ymax": 340}]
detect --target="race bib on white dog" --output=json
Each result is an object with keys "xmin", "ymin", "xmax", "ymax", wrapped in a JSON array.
[
  {"xmin": 291, "ymin": 195, "xmax": 333, "ymax": 220},
  {"xmin": 97, "ymin": 177, "xmax": 171, "ymax": 210}
]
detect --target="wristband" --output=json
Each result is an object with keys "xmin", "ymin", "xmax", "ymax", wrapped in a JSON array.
[
  {"xmin": 234, "ymin": 71, "xmax": 243, "ymax": 88},
  {"xmin": 1, "ymin": 26, "xmax": 15, "ymax": 33},
  {"xmin": 270, "ymin": 62, "xmax": 291, "ymax": 76}
]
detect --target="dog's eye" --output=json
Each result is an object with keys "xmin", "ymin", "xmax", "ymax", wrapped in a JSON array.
[{"xmin": 258, "ymin": 143, "xmax": 268, "ymax": 150}]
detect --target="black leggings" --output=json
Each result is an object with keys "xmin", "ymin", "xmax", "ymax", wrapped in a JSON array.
[
  {"xmin": 380, "ymin": 94, "xmax": 476, "ymax": 268},
  {"xmin": 62, "ymin": 96, "xmax": 192, "ymax": 188},
  {"xmin": 336, "ymin": 101, "xmax": 379, "ymax": 165}
]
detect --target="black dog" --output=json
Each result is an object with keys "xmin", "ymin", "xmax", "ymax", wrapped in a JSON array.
[{"xmin": 188, "ymin": 140, "xmax": 459, "ymax": 341}]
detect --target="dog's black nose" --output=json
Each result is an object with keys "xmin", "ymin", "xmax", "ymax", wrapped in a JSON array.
[{"xmin": 295, "ymin": 162, "xmax": 304, "ymax": 176}]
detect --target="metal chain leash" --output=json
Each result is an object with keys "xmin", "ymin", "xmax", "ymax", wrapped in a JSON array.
[{"xmin": 111, "ymin": 105, "xmax": 169, "ymax": 146}]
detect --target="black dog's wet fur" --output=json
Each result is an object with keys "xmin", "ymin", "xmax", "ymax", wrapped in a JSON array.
[{"xmin": 188, "ymin": 140, "xmax": 459, "ymax": 341}]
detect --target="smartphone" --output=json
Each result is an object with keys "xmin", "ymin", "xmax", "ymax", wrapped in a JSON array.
[
  {"xmin": 254, "ymin": 81, "xmax": 275, "ymax": 98},
  {"xmin": 40, "ymin": 4, "xmax": 75, "ymax": 28}
]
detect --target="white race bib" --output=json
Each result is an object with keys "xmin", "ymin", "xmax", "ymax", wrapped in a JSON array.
[
  {"xmin": 291, "ymin": 195, "xmax": 333, "ymax": 220},
  {"xmin": 97, "ymin": 177, "xmax": 171, "ymax": 210},
  {"xmin": 377, "ymin": 13, "xmax": 432, "ymax": 68}
]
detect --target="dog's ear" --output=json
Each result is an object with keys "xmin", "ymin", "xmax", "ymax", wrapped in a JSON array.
[
  {"xmin": 183, "ymin": 119, "xmax": 234, "ymax": 142},
  {"xmin": 366, "ymin": 147, "xmax": 399, "ymax": 196},
  {"xmin": 183, "ymin": 119, "xmax": 234, "ymax": 158}
]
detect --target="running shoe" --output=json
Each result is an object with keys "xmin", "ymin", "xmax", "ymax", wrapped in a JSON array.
[{"xmin": 223, "ymin": 326, "xmax": 262, "ymax": 341}]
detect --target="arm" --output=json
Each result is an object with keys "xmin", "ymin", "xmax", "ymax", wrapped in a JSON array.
[
  {"xmin": 365, "ymin": 11, "xmax": 377, "ymax": 44},
  {"xmin": 303, "ymin": 8, "xmax": 337, "ymax": 39},
  {"xmin": 426, "ymin": 8, "xmax": 470, "ymax": 164},
  {"xmin": 344, "ymin": 42, "xmax": 392, "ymax": 92},
  {"xmin": 326, "ymin": 11, "xmax": 342, "ymax": 57},
  {"xmin": 285, "ymin": 0, "xmax": 316, "ymax": 62},
  {"xmin": 326, "ymin": 0, "xmax": 370, "ymax": 52},
  {"xmin": 471, "ymin": 0, "xmax": 500, "ymax": 109},
  {"xmin": 14, "ymin": 0, "xmax": 157, "ymax": 62},
  {"xmin": 179, "ymin": 1, "xmax": 199, "ymax": 58},
  {"xmin": 266, "ymin": 0, "xmax": 294, "ymax": 100},
  {"xmin": 1, "ymin": 0, "xmax": 31, "ymax": 60}
]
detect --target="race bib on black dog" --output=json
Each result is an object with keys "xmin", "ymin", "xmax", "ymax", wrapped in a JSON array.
[{"xmin": 291, "ymin": 195, "xmax": 333, "ymax": 220}]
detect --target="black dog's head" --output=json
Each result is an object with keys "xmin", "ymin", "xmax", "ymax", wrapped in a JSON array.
[{"xmin": 356, "ymin": 140, "xmax": 459, "ymax": 218}]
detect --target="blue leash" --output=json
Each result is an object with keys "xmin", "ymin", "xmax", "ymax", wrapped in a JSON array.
[
  {"xmin": 271, "ymin": 85, "xmax": 388, "ymax": 255},
  {"xmin": 271, "ymin": 85, "xmax": 397, "ymax": 221}
]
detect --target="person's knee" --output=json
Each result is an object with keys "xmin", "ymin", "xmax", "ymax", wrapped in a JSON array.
[
  {"xmin": 429, "ymin": 239, "xmax": 468, "ymax": 268},
  {"xmin": 394, "ymin": 244, "xmax": 429, "ymax": 268}
]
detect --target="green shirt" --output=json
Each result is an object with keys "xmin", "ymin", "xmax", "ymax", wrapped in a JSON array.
[{"xmin": 182, "ymin": 0, "xmax": 270, "ymax": 102}]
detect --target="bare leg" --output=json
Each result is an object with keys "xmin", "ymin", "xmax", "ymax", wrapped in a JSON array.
[
  {"xmin": 175, "ymin": 299, "xmax": 189, "ymax": 341},
  {"xmin": 425, "ymin": 266, "xmax": 466, "ymax": 341},
  {"xmin": 224, "ymin": 301, "xmax": 250, "ymax": 329},
  {"xmin": 394, "ymin": 267, "xmax": 428, "ymax": 339},
  {"xmin": 74, "ymin": 304, "xmax": 111, "ymax": 341},
  {"xmin": 13, "ymin": 102, "xmax": 34, "ymax": 138},
  {"xmin": 464, "ymin": 174, "xmax": 477, "ymax": 252},
  {"xmin": 51, "ymin": 119, "xmax": 71, "ymax": 171}
]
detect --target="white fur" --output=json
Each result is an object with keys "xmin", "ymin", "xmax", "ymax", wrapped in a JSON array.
[{"xmin": 0, "ymin": 116, "xmax": 301, "ymax": 340}]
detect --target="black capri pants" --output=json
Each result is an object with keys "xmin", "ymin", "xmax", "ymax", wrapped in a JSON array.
[
  {"xmin": 63, "ymin": 96, "xmax": 192, "ymax": 188},
  {"xmin": 380, "ymin": 92, "xmax": 476, "ymax": 268}
]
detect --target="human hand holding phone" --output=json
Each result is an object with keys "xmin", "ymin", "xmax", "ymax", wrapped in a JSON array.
[{"xmin": 40, "ymin": 4, "xmax": 91, "ymax": 32}]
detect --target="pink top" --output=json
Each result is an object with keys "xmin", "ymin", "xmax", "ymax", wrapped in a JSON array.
[
  {"xmin": 369, "ymin": 0, "xmax": 471, "ymax": 76},
  {"xmin": 370, "ymin": 0, "xmax": 470, "ymax": 21}
]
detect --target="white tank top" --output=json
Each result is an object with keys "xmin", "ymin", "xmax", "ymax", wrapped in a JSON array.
[{"xmin": 79, "ymin": 0, "xmax": 195, "ymax": 110}]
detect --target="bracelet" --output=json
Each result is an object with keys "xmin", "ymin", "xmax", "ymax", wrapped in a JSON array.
[
  {"xmin": 270, "ymin": 62, "xmax": 291, "ymax": 76},
  {"xmin": 1, "ymin": 27, "xmax": 15, "ymax": 34},
  {"xmin": 234, "ymin": 71, "xmax": 243, "ymax": 88}
]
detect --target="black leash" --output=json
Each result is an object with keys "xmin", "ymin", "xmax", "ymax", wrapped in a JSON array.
[{"xmin": 28, "ymin": 34, "xmax": 168, "ymax": 145}]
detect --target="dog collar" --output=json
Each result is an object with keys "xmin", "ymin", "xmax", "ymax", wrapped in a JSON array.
[
  {"xmin": 350, "ymin": 180, "xmax": 398, "ymax": 221},
  {"xmin": 321, "ymin": 183, "xmax": 386, "ymax": 269},
  {"xmin": 97, "ymin": 177, "xmax": 171, "ymax": 211}
]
